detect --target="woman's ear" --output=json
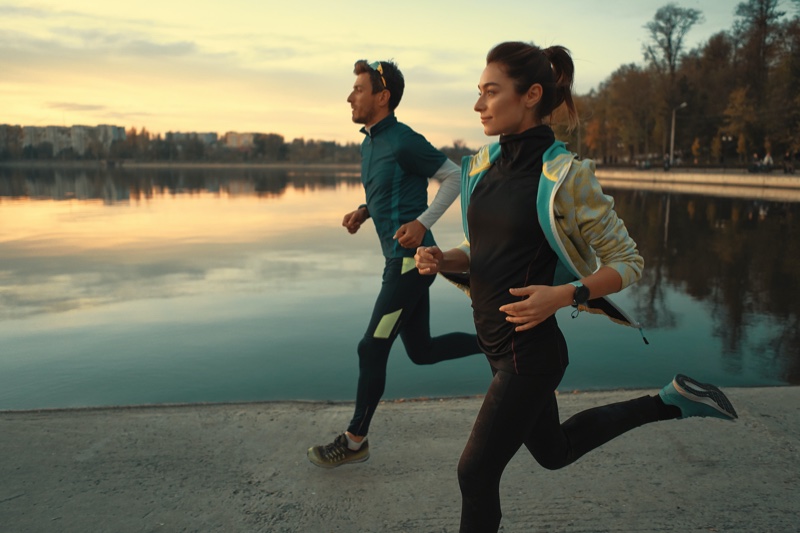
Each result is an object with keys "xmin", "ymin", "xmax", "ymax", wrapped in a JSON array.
[{"xmin": 526, "ymin": 83, "xmax": 543, "ymax": 109}]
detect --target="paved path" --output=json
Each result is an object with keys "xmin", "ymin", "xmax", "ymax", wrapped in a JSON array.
[{"xmin": 1, "ymin": 386, "xmax": 798, "ymax": 532}]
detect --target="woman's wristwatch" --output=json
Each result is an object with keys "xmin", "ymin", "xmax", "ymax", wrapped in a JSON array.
[{"xmin": 570, "ymin": 281, "xmax": 590, "ymax": 307}]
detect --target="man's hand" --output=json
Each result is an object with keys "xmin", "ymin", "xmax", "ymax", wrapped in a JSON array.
[
  {"xmin": 393, "ymin": 220, "xmax": 426, "ymax": 249},
  {"xmin": 498, "ymin": 285, "xmax": 572, "ymax": 331},
  {"xmin": 415, "ymin": 246, "xmax": 443, "ymax": 275},
  {"xmin": 342, "ymin": 207, "xmax": 368, "ymax": 234}
]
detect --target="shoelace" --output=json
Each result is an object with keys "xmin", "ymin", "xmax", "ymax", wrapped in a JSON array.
[{"xmin": 321, "ymin": 438, "xmax": 348, "ymax": 460}]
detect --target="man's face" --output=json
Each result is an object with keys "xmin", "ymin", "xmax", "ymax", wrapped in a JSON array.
[{"xmin": 347, "ymin": 72, "xmax": 383, "ymax": 126}]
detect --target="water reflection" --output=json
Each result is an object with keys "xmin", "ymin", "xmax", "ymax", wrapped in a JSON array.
[
  {"xmin": 0, "ymin": 165, "xmax": 360, "ymax": 204},
  {"xmin": 0, "ymin": 167, "xmax": 798, "ymax": 410},
  {"xmin": 613, "ymin": 189, "xmax": 800, "ymax": 385},
  {"xmin": 0, "ymin": 167, "xmax": 369, "ymax": 322}
]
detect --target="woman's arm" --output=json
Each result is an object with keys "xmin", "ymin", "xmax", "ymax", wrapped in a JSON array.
[
  {"xmin": 414, "ymin": 244, "xmax": 470, "ymax": 275},
  {"xmin": 499, "ymin": 266, "xmax": 622, "ymax": 332},
  {"xmin": 572, "ymin": 161, "xmax": 644, "ymax": 289}
]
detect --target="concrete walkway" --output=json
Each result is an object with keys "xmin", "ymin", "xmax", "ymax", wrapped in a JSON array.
[
  {"xmin": 1, "ymin": 386, "xmax": 798, "ymax": 533},
  {"xmin": 595, "ymin": 168, "xmax": 800, "ymax": 202}
]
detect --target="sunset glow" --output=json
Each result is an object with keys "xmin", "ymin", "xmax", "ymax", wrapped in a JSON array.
[
  {"xmin": 1, "ymin": 0, "xmax": 738, "ymax": 148},
  {"xmin": 0, "ymin": 183, "xmax": 365, "ymax": 251}
]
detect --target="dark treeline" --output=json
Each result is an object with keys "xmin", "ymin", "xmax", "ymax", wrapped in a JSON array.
[
  {"xmin": 0, "ymin": 127, "xmax": 473, "ymax": 167},
  {"xmin": 0, "ymin": 129, "xmax": 365, "ymax": 165},
  {"xmin": 556, "ymin": 0, "xmax": 800, "ymax": 168},
  {"xmin": 2, "ymin": 0, "xmax": 797, "ymax": 169}
]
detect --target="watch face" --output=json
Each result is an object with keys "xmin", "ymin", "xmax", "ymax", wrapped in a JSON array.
[{"xmin": 574, "ymin": 284, "xmax": 590, "ymax": 305}]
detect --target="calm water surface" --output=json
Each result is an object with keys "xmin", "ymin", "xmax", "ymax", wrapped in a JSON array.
[{"xmin": 1, "ymin": 166, "xmax": 797, "ymax": 410}]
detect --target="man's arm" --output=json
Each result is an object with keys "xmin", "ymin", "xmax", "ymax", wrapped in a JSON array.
[
  {"xmin": 417, "ymin": 159, "xmax": 461, "ymax": 229},
  {"xmin": 393, "ymin": 159, "xmax": 461, "ymax": 248}
]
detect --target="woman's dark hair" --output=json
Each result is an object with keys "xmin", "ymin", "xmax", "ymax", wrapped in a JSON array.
[
  {"xmin": 353, "ymin": 59, "xmax": 405, "ymax": 111},
  {"xmin": 486, "ymin": 41, "xmax": 578, "ymax": 131}
]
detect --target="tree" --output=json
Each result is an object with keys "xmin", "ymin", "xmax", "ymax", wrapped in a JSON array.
[
  {"xmin": 724, "ymin": 87, "xmax": 758, "ymax": 161},
  {"xmin": 644, "ymin": 3, "xmax": 704, "ymax": 154},
  {"xmin": 644, "ymin": 3, "xmax": 705, "ymax": 82},
  {"xmin": 679, "ymin": 32, "xmax": 738, "ymax": 161},
  {"xmin": 439, "ymin": 139, "xmax": 473, "ymax": 163},
  {"xmin": 768, "ymin": 15, "xmax": 800, "ymax": 152},
  {"xmin": 731, "ymin": 0, "xmax": 788, "ymax": 153},
  {"xmin": 253, "ymin": 133, "xmax": 286, "ymax": 161},
  {"xmin": 606, "ymin": 64, "xmax": 659, "ymax": 160}
]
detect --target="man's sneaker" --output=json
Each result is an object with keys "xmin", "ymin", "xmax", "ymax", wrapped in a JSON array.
[
  {"xmin": 307, "ymin": 433, "xmax": 370, "ymax": 468},
  {"xmin": 659, "ymin": 374, "xmax": 738, "ymax": 420}
]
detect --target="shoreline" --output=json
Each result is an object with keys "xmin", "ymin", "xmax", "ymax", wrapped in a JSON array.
[
  {"xmin": 2, "ymin": 382, "xmax": 796, "ymax": 415},
  {"xmin": 0, "ymin": 160, "xmax": 361, "ymax": 171},
  {"xmin": 3, "ymin": 159, "xmax": 797, "ymax": 184}
]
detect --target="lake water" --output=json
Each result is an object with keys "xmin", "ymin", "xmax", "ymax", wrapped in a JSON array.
[{"xmin": 1, "ymin": 165, "xmax": 797, "ymax": 410}]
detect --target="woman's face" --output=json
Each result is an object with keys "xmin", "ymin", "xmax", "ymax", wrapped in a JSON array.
[{"xmin": 474, "ymin": 62, "xmax": 541, "ymax": 137}]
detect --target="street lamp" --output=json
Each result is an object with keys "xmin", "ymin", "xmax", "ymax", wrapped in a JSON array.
[{"xmin": 669, "ymin": 102, "xmax": 688, "ymax": 167}]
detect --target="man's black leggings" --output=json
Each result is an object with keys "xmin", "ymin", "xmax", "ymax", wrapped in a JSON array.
[
  {"xmin": 458, "ymin": 368, "xmax": 669, "ymax": 533},
  {"xmin": 347, "ymin": 257, "xmax": 479, "ymax": 437}
]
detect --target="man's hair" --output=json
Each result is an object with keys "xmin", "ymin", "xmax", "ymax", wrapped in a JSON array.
[{"xmin": 353, "ymin": 59, "xmax": 405, "ymax": 111}]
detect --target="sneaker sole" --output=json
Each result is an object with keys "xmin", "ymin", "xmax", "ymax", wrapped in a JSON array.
[{"xmin": 674, "ymin": 374, "xmax": 738, "ymax": 419}]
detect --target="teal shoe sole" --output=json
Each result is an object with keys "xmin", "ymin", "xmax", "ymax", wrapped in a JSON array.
[{"xmin": 661, "ymin": 374, "xmax": 738, "ymax": 420}]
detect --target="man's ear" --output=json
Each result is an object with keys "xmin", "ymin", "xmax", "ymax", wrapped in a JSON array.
[{"xmin": 377, "ymin": 89, "xmax": 391, "ymax": 108}]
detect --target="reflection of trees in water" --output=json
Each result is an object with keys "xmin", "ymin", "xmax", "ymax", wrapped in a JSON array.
[
  {"xmin": 611, "ymin": 188, "xmax": 800, "ymax": 384},
  {"xmin": 0, "ymin": 166, "xmax": 362, "ymax": 203},
  {"xmin": 626, "ymin": 193, "xmax": 678, "ymax": 330}
]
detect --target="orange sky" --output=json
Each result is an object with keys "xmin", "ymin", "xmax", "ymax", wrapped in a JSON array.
[{"xmin": 1, "ymin": 0, "xmax": 739, "ymax": 148}]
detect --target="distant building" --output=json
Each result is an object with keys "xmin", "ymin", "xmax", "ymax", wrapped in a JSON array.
[
  {"xmin": 23, "ymin": 126, "xmax": 72, "ymax": 154},
  {"xmin": 166, "ymin": 131, "xmax": 219, "ymax": 145},
  {"xmin": 70, "ymin": 125, "xmax": 93, "ymax": 155},
  {"xmin": 96, "ymin": 125, "xmax": 126, "ymax": 150},
  {"xmin": 20, "ymin": 124, "xmax": 126, "ymax": 156},
  {"xmin": 224, "ymin": 132, "xmax": 256, "ymax": 149}
]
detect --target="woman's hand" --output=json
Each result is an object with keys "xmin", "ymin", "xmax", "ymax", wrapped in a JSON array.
[
  {"xmin": 415, "ymin": 246, "xmax": 444, "ymax": 275},
  {"xmin": 499, "ymin": 285, "xmax": 572, "ymax": 331}
]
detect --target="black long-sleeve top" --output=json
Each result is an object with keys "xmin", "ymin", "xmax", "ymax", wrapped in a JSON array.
[{"xmin": 467, "ymin": 125, "xmax": 568, "ymax": 374}]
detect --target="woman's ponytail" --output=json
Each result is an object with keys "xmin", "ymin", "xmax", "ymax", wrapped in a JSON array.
[
  {"xmin": 543, "ymin": 46, "xmax": 578, "ymax": 132},
  {"xmin": 487, "ymin": 41, "xmax": 579, "ymax": 132}
]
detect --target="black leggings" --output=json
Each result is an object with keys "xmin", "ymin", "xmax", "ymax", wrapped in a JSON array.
[
  {"xmin": 458, "ymin": 369, "xmax": 667, "ymax": 533},
  {"xmin": 347, "ymin": 257, "xmax": 479, "ymax": 437}
]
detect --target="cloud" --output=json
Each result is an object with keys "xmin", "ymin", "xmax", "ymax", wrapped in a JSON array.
[
  {"xmin": 25, "ymin": 24, "xmax": 198, "ymax": 57},
  {"xmin": 251, "ymin": 46, "xmax": 298, "ymax": 61},
  {"xmin": 120, "ymin": 38, "xmax": 197, "ymax": 57},
  {"xmin": 48, "ymin": 102, "xmax": 106, "ymax": 111},
  {"xmin": 0, "ymin": 5, "xmax": 48, "ymax": 17}
]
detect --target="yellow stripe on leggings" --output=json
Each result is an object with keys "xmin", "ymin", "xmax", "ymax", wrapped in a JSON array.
[
  {"xmin": 373, "ymin": 309, "xmax": 402, "ymax": 339},
  {"xmin": 401, "ymin": 257, "xmax": 416, "ymax": 275}
]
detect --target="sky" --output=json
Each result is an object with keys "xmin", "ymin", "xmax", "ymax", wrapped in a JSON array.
[{"xmin": 0, "ymin": 0, "xmax": 752, "ymax": 149}]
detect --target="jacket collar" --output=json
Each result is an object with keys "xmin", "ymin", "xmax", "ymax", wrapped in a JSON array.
[
  {"xmin": 469, "ymin": 139, "xmax": 572, "ymax": 180},
  {"xmin": 360, "ymin": 113, "xmax": 397, "ymax": 138}
]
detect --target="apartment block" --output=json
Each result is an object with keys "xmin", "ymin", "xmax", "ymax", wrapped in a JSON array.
[
  {"xmin": 223, "ymin": 132, "xmax": 256, "ymax": 149},
  {"xmin": 18, "ymin": 124, "xmax": 126, "ymax": 156},
  {"xmin": 166, "ymin": 132, "xmax": 219, "ymax": 145}
]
